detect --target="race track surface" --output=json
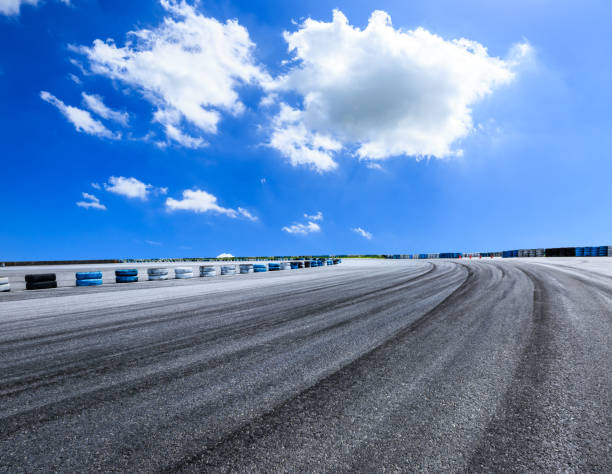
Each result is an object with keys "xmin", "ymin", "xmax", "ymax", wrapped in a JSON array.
[{"xmin": 0, "ymin": 259, "xmax": 611, "ymax": 472}]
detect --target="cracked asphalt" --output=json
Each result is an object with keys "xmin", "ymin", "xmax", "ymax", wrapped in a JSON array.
[{"xmin": 0, "ymin": 258, "xmax": 610, "ymax": 472}]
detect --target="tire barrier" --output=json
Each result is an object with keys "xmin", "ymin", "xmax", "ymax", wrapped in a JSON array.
[
  {"xmin": 9, "ymin": 259, "xmax": 342, "ymax": 292},
  {"xmin": 116, "ymin": 269, "xmax": 138, "ymax": 277},
  {"xmin": 221, "ymin": 265, "xmax": 236, "ymax": 276},
  {"xmin": 75, "ymin": 271, "xmax": 103, "ymax": 287},
  {"xmin": 76, "ymin": 271, "xmax": 102, "ymax": 280},
  {"xmin": 174, "ymin": 267, "xmax": 194, "ymax": 279},
  {"xmin": 148, "ymin": 274, "xmax": 169, "ymax": 281},
  {"xmin": 253, "ymin": 264, "xmax": 267, "ymax": 273},
  {"xmin": 239, "ymin": 264, "xmax": 253, "ymax": 274},
  {"xmin": 545, "ymin": 247, "xmax": 577, "ymax": 257},
  {"xmin": 116, "ymin": 275, "xmax": 138, "ymax": 283},
  {"xmin": 76, "ymin": 278, "xmax": 103, "ymax": 287},
  {"xmin": 576, "ymin": 246, "xmax": 609, "ymax": 257},
  {"xmin": 116, "ymin": 269, "xmax": 138, "ymax": 283},
  {"xmin": 25, "ymin": 273, "xmax": 57, "ymax": 290},
  {"xmin": 200, "ymin": 266, "xmax": 217, "ymax": 277},
  {"xmin": 148, "ymin": 268, "xmax": 169, "ymax": 281}
]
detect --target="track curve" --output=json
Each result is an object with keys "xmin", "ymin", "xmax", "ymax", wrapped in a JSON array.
[{"xmin": 0, "ymin": 259, "xmax": 610, "ymax": 472}]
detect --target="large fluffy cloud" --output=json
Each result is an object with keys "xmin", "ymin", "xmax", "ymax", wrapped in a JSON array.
[
  {"xmin": 267, "ymin": 10, "xmax": 529, "ymax": 171},
  {"xmin": 40, "ymin": 91, "xmax": 119, "ymax": 139},
  {"xmin": 166, "ymin": 188, "xmax": 256, "ymax": 220},
  {"xmin": 75, "ymin": 0, "xmax": 268, "ymax": 147}
]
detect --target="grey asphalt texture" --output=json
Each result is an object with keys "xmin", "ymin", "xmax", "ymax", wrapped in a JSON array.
[{"xmin": 0, "ymin": 258, "xmax": 610, "ymax": 472}]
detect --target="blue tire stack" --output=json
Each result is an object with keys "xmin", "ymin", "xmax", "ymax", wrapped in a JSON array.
[
  {"xmin": 575, "ymin": 247, "xmax": 585, "ymax": 257},
  {"xmin": 116, "ymin": 269, "xmax": 138, "ymax": 283},
  {"xmin": 254, "ymin": 264, "xmax": 267, "ymax": 273},
  {"xmin": 290, "ymin": 262, "xmax": 299, "ymax": 269},
  {"xmin": 76, "ymin": 271, "xmax": 103, "ymax": 287},
  {"xmin": 268, "ymin": 262, "xmax": 280, "ymax": 271}
]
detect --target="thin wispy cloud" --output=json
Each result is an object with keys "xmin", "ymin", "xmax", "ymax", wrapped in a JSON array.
[
  {"xmin": 82, "ymin": 93, "xmax": 129, "ymax": 126},
  {"xmin": 40, "ymin": 91, "xmax": 120, "ymax": 139},
  {"xmin": 352, "ymin": 227, "xmax": 373, "ymax": 240},
  {"xmin": 76, "ymin": 192, "xmax": 106, "ymax": 210}
]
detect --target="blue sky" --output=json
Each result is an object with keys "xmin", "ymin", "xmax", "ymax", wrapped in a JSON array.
[{"xmin": 1, "ymin": 0, "xmax": 611, "ymax": 259}]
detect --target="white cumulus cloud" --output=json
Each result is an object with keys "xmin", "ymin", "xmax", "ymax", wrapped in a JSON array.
[
  {"xmin": 282, "ymin": 221, "xmax": 321, "ymax": 235},
  {"xmin": 82, "ymin": 92, "xmax": 129, "ymax": 125},
  {"xmin": 76, "ymin": 192, "xmax": 107, "ymax": 210},
  {"xmin": 76, "ymin": 0, "xmax": 268, "ymax": 147},
  {"xmin": 267, "ymin": 9, "xmax": 529, "ymax": 171},
  {"xmin": 40, "ymin": 91, "xmax": 119, "ymax": 139},
  {"xmin": 304, "ymin": 211, "xmax": 323, "ymax": 221},
  {"xmin": 352, "ymin": 227, "xmax": 373, "ymax": 240},
  {"xmin": 166, "ymin": 188, "xmax": 255, "ymax": 220},
  {"xmin": 104, "ymin": 176, "xmax": 153, "ymax": 200}
]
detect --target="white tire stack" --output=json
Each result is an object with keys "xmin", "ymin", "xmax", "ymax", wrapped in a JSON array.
[
  {"xmin": 148, "ymin": 268, "xmax": 169, "ymax": 281},
  {"xmin": 0, "ymin": 276, "xmax": 10, "ymax": 292},
  {"xmin": 200, "ymin": 266, "xmax": 217, "ymax": 277},
  {"xmin": 239, "ymin": 264, "xmax": 253, "ymax": 274},
  {"xmin": 279, "ymin": 262, "xmax": 291, "ymax": 270},
  {"xmin": 174, "ymin": 267, "xmax": 194, "ymax": 279},
  {"xmin": 221, "ymin": 265, "xmax": 236, "ymax": 276}
]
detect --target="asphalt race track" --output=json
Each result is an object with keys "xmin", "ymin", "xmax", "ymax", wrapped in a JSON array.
[{"xmin": 0, "ymin": 259, "xmax": 611, "ymax": 472}]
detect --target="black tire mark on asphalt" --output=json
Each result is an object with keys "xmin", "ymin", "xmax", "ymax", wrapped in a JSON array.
[
  {"xmin": 0, "ymin": 264, "xmax": 458, "ymax": 438},
  {"xmin": 160, "ymin": 264, "xmax": 473, "ymax": 472}
]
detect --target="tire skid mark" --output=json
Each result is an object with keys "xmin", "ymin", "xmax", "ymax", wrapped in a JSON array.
[
  {"xmin": 466, "ymin": 264, "xmax": 565, "ymax": 471},
  {"xmin": 159, "ymin": 264, "xmax": 473, "ymax": 472},
  {"xmin": 0, "ymin": 266, "xmax": 433, "ymax": 377},
  {"xmin": 0, "ymin": 265, "xmax": 440, "ymax": 398},
  {"xmin": 0, "ymin": 264, "xmax": 457, "ymax": 436}
]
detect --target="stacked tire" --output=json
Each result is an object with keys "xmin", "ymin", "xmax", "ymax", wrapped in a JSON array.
[
  {"xmin": 76, "ymin": 271, "xmax": 103, "ymax": 287},
  {"xmin": 0, "ymin": 276, "xmax": 10, "ymax": 292},
  {"xmin": 116, "ymin": 269, "xmax": 138, "ymax": 283},
  {"xmin": 268, "ymin": 262, "xmax": 280, "ymax": 271},
  {"xmin": 221, "ymin": 265, "xmax": 236, "ymax": 276},
  {"xmin": 148, "ymin": 268, "xmax": 169, "ymax": 281},
  {"xmin": 253, "ymin": 264, "xmax": 267, "ymax": 273},
  {"xmin": 239, "ymin": 264, "xmax": 253, "ymax": 274},
  {"xmin": 200, "ymin": 266, "xmax": 217, "ymax": 277},
  {"xmin": 25, "ymin": 273, "xmax": 57, "ymax": 290},
  {"xmin": 290, "ymin": 262, "xmax": 299, "ymax": 269},
  {"xmin": 280, "ymin": 262, "xmax": 291, "ymax": 270},
  {"xmin": 174, "ymin": 267, "xmax": 193, "ymax": 279}
]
